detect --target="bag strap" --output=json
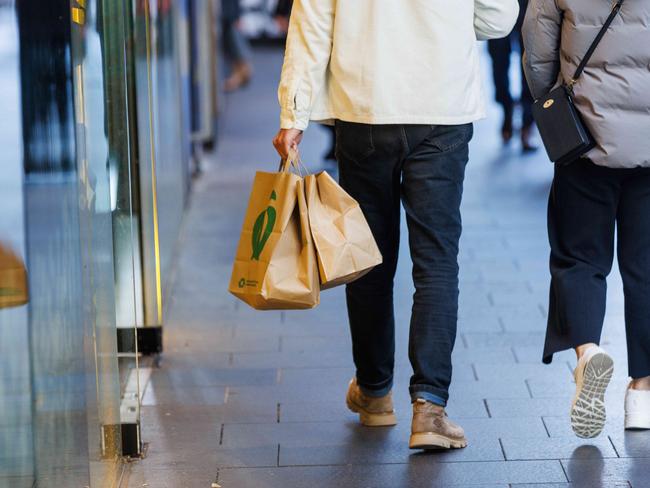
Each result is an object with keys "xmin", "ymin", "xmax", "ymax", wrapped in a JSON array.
[
  {"xmin": 279, "ymin": 149, "xmax": 309, "ymax": 175},
  {"xmin": 569, "ymin": 0, "xmax": 625, "ymax": 87}
]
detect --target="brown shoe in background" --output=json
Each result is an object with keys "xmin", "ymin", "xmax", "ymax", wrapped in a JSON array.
[
  {"xmin": 224, "ymin": 61, "xmax": 253, "ymax": 92},
  {"xmin": 409, "ymin": 399, "xmax": 467, "ymax": 449},
  {"xmin": 346, "ymin": 378, "xmax": 397, "ymax": 427}
]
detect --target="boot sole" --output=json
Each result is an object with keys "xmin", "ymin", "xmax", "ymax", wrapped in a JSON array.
[
  {"xmin": 571, "ymin": 351, "xmax": 614, "ymax": 439},
  {"xmin": 346, "ymin": 398, "xmax": 397, "ymax": 427},
  {"xmin": 409, "ymin": 432, "xmax": 468, "ymax": 450}
]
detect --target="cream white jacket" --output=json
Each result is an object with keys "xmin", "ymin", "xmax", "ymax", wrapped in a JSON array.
[{"xmin": 278, "ymin": 0, "xmax": 519, "ymax": 130}]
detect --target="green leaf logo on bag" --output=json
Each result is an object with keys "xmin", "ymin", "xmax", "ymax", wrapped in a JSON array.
[{"xmin": 251, "ymin": 190, "xmax": 277, "ymax": 261}]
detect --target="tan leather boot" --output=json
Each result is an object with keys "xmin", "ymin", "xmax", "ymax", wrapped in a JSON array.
[
  {"xmin": 409, "ymin": 399, "xmax": 467, "ymax": 449},
  {"xmin": 345, "ymin": 378, "xmax": 397, "ymax": 427}
]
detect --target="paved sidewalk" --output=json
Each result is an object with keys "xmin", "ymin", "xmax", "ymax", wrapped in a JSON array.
[{"xmin": 124, "ymin": 47, "xmax": 649, "ymax": 488}]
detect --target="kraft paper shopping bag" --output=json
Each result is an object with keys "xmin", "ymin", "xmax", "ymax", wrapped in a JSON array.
[
  {"xmin": 305, "ymin": 171, "xmax": 382, "ymax": 289},
  {"xmin": 229, "ymin": 161, "xmax": 320, "ymax": 310},
  {"xmin": 0, "ymin": 243, "xmax": 29, "ymax": 309}
]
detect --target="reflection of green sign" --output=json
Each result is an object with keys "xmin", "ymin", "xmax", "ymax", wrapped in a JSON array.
[{"xmin": 251, "ymin": 191, "xmax": 277, "ymax": 260}]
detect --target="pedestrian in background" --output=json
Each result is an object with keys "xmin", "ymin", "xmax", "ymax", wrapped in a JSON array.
[
  {"xmin": 273, "ymin": 0, "xmax": 518, "ymax": 450},
  {"xmin": 221, "ymin": 0, "xmax": 253, "ymax": 92},
  {"xmin": 523, "ymin": 0, "xmax": 650, "ymax": 439},
  {"xmin": 488, "ymin": 0, "xmax": 536, "ymax": 151}
]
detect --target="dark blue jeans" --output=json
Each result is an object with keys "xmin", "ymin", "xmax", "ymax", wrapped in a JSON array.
[
  {"xmin": 336, "ymin": 121, "xmax": 473, "ymax": 406},
  {"xmin": 544, "ymin": 159, "xmax": 650, "ymax": 379}
]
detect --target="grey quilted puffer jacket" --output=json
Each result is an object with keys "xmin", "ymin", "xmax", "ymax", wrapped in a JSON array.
[{"xmin": 522, "ymin": 0, "xmax": 650, "ymax": 168}]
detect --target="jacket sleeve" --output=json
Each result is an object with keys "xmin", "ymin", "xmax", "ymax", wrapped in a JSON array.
[
  {"xmin": 277, "ymin": 0, "xmax": 335, "ymax": 130},
  {"xmin": 522, "ymin": 0, "xmax": 562, "ymax": 100},
  {"xmin": 474, "ymin": 0, "xmax": 519, "ymax": 40}
]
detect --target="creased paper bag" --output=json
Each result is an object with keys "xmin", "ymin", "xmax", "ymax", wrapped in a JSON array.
[
  {"xmin": 229, "ymin": 164, "xmax": 320, "ymax": 310},
  {"xmin": 305, "ymin": 171, "xmax": 382, "ymax": 289}
]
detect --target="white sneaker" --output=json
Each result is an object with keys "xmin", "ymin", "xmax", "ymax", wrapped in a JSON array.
[
  {"xmin": 570, "ymin": 345, "xmax": 614, "ymax": 438},
  {"xmin": 625, "ymin": 384, "xmax": 650, "ymax": 430}
]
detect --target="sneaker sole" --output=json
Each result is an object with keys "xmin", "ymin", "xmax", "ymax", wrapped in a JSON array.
[
  {"xmin": 625, "ymin": 414, "xmax": 650, "ymax": 430},
  {"xmin": 346, "ymin": 398, "xmax": 397, "ymax": 427},
  {"xmin": 570, "ymin": 351, "xmax": 614, "ymax": 439},
  {"xmin": 409, "ymin": 432, "xmax": 468, "ymax": 450}
]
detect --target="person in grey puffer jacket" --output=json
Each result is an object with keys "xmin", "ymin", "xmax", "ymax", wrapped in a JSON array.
[{"xmin": 522, "ymin": 0, "xmax": 650, "ymax": 440}]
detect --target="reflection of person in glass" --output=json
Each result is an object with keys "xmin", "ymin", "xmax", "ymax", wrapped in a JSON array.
[
  {"xmin": 487, "ymin": 0, "xmax": 537, "ymax": 152},
  {"xmin": 0, "ymin": 243, "xmax": 28, "ymax": 309},
  {"xmin": 16, "ymin": 0, "xmax": 75, "ymax": 173},
  {"xmin": 221, "ymin": 0, "xmax": 253, "ymax": 92}
]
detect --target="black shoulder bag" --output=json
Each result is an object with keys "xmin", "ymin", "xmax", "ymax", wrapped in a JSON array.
[{"xmin": 532, "ymin": 0, "xmax": 625, "ymax": 166}]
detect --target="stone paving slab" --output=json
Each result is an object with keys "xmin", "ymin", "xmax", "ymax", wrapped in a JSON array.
[
  {"xmin": 562, "ymin": 458, "xmax": 650, "ymax": 487},
  {"xmin": 218, "ymin": 461, "xmax": 566, "ymax": 487}
]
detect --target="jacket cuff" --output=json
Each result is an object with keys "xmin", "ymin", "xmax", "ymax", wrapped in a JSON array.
[{"xmin": 280, "ymin": 108, "xmax": 309, "ymax": 131}]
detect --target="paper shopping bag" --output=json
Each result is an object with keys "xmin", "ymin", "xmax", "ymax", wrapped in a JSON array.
[
  {"xmin": 229, "ymin": 165, "xmax": 320, "ymax": 310},
  {"xmin": 305, "ymin": 171, "xmax": 382, "ymax": 289},
  {"xmin": 0, "ymin": 243, "xmax": 29, "ymax": 309}
]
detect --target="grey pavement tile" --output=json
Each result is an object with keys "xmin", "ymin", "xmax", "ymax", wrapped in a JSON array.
[
  {"xmin": 149, "ymin": 366, "xmax": 278, "ymax": 389},
  {"xmin": 141, "ymin": 383, "xmax": 227, "ymax": 407},
  {"xmin": 608, "ymin": 431, "xmax": 650, "ymax": 458},
  {"xmin": 155, "ymin": 351, "xmax": 232, "ymax": 369},
  {"xmin": 164, "ymin": 327, "xmax": 281, "ymax": 354},
  {"xmin": 140, "ymin": 400, "xmax": 277, "ymax": 428},
  {"xmin": 279, "ymin": 434, "xmax": 504, "ymax": 466},
  {"xmin": 221, "ymin": 422, "xmax": 357, "ymax": 449},
  {"xmin": 463, "ymin": 332, "xmax": 546, "ymax": 348},
  {"xmin": 487, "ymin": 398, "xmax": 568, "ymax": 418},
  {"xmin": 542, "ymin": 416, "xmax": 626, "ymax": 438},
  {"xmin": 513, "ymin": 484, "xmax": 630, "ymax": 488},
  {"xmin": 231, "ymin": 350, "xmax": 353, "ymax": 369},
  {"xmin": 225, "ymin": 383, "xmax": 347, "ymax": 405},
  {"xmin": 124, "ymin": 463, "xmax": 218, "ymax": 488},
  {"xmin": 562, "ymin": 458, "xmax": 650, "ymax": 487},
  {"xmin": 501, "ymin": 436, "xmax": 618, "ymax": 461},
  {"xmin": 0, "ymin": 477, "xmax": 34, "ymax": 488},
  {"xmin": 457, "ymin": 314, "xmax": 504, "ymax": 332},
  {"xmin": 448, "ymin": 378, "xmax": 531, "ymax": 401},
  {"xmin": 474, "ymin": 362, "xmax": 571, "ymax": 382},
  {"xmin": 452, "ymin": 346, "xmax": 518, "ymax": 364},
  {"xmin": 460, "ymin": 417, "xmax": 549, "ymax": 439},
  {"xmin": 513, "ymin": 345, "xmax": 575, "ymax": 365},
  {"xmin": 145, "ymin": 444, "xmax": 279, "ymax": 469},
  {"xmin": 280, "ymin": 335, "xmax": 352, "ymax": 353},
  {"xmin": 141, "ymin": 405, "xmax": 223, "ymax": 432},
  {"xmin": 527, "ymin": 378, "xmax": 628, "ymax": 401},
  {"xmin": 237, "ymin": 319, "xmax": 350, "ymax": 338},
  {"xmin": 459, "ymin": 291, "xmax": 492, "ymax": 309},
  {"xmin": 218, "ymin": 461, "xmax": 565, "ymax": 487},
  {"xmin": 488, "ymin": 290, "xmax": 544, "ymax": 309},
  {"xmin": 499, "ymin": 309, "xmax": 547, "ymax": 333}
]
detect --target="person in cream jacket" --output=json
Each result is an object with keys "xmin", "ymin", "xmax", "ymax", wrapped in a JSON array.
[{"xmin": 273, "ymin": 1, "xmax": 518, "ymax": 450}]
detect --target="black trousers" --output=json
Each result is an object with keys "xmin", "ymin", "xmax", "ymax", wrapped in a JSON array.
[
  {"xmin": 487, "ymin": 0, "xmax": 533, "ymax": 128},
  {"xmin": 544, "ymin": 159, "xmax": 650, "ymax": 379}
]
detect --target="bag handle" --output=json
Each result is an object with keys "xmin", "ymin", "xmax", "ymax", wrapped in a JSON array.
[
  {"xmin": 279, "ymin": 149, "xmax": 309, "ymax": 176},
  {"xmin": 568, "ymin": 0, "xmax": 625, "ymax": 88}
]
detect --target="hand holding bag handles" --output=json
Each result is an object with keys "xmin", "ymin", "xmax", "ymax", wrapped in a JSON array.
[{"xmin": 532, "ymin": 0, "xmax": 625, "ymax": 166}]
